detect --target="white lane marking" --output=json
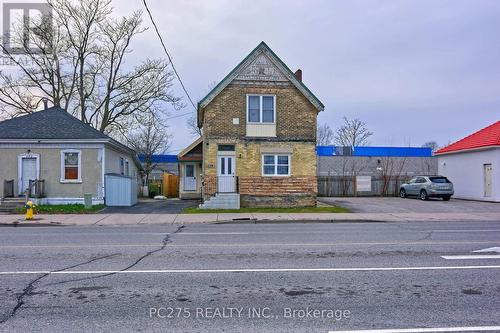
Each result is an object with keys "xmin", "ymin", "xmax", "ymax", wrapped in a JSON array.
[
  {"xmin": 179, "ymin": 232, "xmax": 249, "ymax": 235},
  {"xmin": 432, "ymin": 229, "xmax": 500, "ymax": 233},
  {"xmin": 0, "ymin": 232, "xmax": 250, "ymax": 237},
  {"xmin": 0, "ymin": 240, "xmax": 497, "ymax": 249},
  {"xmin": 1, "ymin": 265, "xmax": 500, "ymax": 275},
  {"xmin": 473, "ymin": 246, "xmax": 500, "ymax": 253},
  {"xmin": 441, "ymin": 255, "xmax": 500, "ymax": 260},
  {"xmin": 328, "ymin": 326, "xmax": 500, "ymax": 332}
]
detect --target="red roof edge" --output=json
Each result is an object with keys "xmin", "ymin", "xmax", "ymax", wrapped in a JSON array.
[{"xmin": 435, "ymin": 120, "xmax": 500, "ymax": 155}]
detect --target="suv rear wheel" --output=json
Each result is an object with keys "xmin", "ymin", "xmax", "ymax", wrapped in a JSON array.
[
  {"xmin": 420, "ymin": 190, "xmax": 428, "ymax": 201},
  {"xmin": 399, "ymin": 189, "xmax": 407, "ymax": 198}
]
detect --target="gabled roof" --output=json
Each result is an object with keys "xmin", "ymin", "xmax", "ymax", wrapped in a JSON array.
[
  {"xmin": 197, "ymin": 41, "xmax": 324, "ymax": 127},
  {"xmin": 435, "ymin": 121, "xmax": 500, "ymax": 155},
  {"xmin": 0, "ymin": 106, "xmax": 109, "ymax": 140},
  {"xmin": 0, "ymin": 106, "xmax": 143, "ymax": 169},
  {"xmin": 178, "ymin": 137, "xmax": 203, "ymax": 161}
]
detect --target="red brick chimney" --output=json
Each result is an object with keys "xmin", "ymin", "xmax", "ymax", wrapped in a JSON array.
[{"xmin": 294, "ymin": 69, "xmax": 302, "ymax": 82}]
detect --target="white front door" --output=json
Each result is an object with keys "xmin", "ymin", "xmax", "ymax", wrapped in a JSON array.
[
  {"xmin": 218, "ymin": 155, "xmax": 235, "ymax": 192},
  {"xmin": 21, "ymin": 158, "xmax": 37, "ymax": 194},
  {"xmin": 484, "ymin": 164, "xmax": 493, "ymax": 197},
  {"xmin": 183, "ymin": 163, "xmax": 197, "ymax": 191}
]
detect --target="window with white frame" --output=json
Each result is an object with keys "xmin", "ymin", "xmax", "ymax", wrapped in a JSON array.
[
  {"xmin": 247, "ymin": 95, "xmax": 275, "ymax": 123},
  {"xmin": 120, "ymin": 157, "xmax": 124, "ymax": 175},
  {"xmin": 61, "ymin": 150, "xmax": 81, "ymax": 182},
  {"xmin": 125, "ymin": 160, "xmax": 130, "ymax": 176},
  {"xmin": 262, "ymin": 154, "xmax": 290, "ymax": 176}
]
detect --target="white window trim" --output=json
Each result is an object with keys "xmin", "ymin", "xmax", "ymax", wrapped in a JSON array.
[
  {"xmin": 246, "ymin": 94, "xmax": 276, "ymax": 124},
  {"xmin": 262, "ymin": 154, "xmax": 291, "ymax": 177},
  {"xmin": 60, "ymin": 149, "xmax": 82, "ymax": 183},
  {"xmin": 124, "ymin": 159, "xmax": 130, "ymax": 176},
  {"xmin": 119, "ymin": 157, "xmax": 125, "ymax": 175}
]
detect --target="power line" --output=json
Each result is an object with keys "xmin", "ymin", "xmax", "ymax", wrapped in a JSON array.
[
  {"xmin": 143, "ymin": 0, "xmax": 197, "ymax": 112},
  {"xmin": 166, "ymin": 111, "xmax": 194, "ymax": 120}
]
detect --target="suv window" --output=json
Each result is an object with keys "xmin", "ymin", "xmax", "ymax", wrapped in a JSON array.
[
  {"xmin": 417, "ymin": 177, "xmax": 427, "ymax": 183},
  {"xmin": 430, "ymin": 177, "xmax": 450, "ymax": 183}
]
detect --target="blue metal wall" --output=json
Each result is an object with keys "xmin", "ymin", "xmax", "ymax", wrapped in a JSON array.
[
  {"xmin": 316, "ymin": 146, "xmax": 433, "ymax": 157},
  {"xmin": 138, "ymin": 154, "xmax": 178, "ymax": 163}
]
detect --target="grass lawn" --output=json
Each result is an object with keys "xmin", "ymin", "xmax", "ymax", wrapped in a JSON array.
[
  {"xmin": 17, "ymin": 204, "xmax": 106, "ymax": 214},
  {"xmin": 183, "ymin": 206, "xmax": 349, "ymax": 214}
]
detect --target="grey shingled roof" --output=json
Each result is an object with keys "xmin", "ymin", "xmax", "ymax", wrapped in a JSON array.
[{"xmin": 0, "ymin": 106, "xmax": 109, "ymax": 140}]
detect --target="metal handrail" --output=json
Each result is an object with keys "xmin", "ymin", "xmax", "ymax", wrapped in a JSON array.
[{"xmin": 201, "ymin": 175, "xmax": 239, "ymax": 203}]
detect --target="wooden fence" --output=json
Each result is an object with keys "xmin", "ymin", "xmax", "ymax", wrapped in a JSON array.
[
  {"xmin": 162, "ymin": 173, "xmax": 179, "ymax": 197},
  {"xmin": 317, "ymin": 176, "xmax": 411, "ymax": 197}
]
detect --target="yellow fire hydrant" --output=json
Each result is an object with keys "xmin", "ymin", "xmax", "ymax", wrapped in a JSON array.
[{"xmin": 25, "ymin": 200, "xmax": 35, "ymax": 220}]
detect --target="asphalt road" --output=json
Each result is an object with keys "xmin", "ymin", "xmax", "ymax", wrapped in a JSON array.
[{"xmin": 1, "ymin": 220, "xmax": 500, "ymax": 333}]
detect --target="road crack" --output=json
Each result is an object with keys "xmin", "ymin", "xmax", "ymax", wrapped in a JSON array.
[
  {"xmin": 41, "ymin": 225, "xmax": 185, "ymax": 288},
  {"xmin": 1, "ymin": 225, "xmax": 184, "ymax": 324},
  {"xmin": 0, "ymin": 253, "xmax": 119, "ymax": 324}
]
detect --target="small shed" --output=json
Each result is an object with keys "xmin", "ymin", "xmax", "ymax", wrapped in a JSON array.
[
  {"xmin": 105, "ymin": 174, "xmax": 138, "ymax": 206},
  {"xmin": 436, "ymin": 121, "xmax": 500, "ymax": 202}
]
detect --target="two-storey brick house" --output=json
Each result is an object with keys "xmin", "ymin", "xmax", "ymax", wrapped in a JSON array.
[{"xmin": 178, "ymin": 42, "xmax": 324, "ymax": 208}]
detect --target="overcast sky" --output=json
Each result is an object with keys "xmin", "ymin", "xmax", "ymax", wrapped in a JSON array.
[{"xmin": 117, "ymin": 0, "xmax": 499, "ymax": 153}]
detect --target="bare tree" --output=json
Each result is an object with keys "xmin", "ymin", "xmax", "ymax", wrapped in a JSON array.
[
  {"xmin": 422, "ymin": 141, "xmax": 439, "ymax": 152},
  {"xmin": 330, "ymin": 116, "xmax": 373, "ymax": 195},
  {"xmin": 334, "ymin": 116, "xmax": 373, "ymax": 147},
  {"xmin": 125, "ymin": 111, "xmax": 171, "ymax": 186},
  {"xmin": 420, "ymin": 141, "xmax": 439, "ymax": 175},
  {"xmin": 378, "ymin": 156, "xmax": 408, "ymax": 196},
  {"xmin": 185, "ymin": 81, "xmax": 218, "ymax": 138},
  {"xmin": 186, "ymin": 114, "xmax": 202, "ymax": 138},
  {"xmin": 317, "ymin": 123, "xmax": 334, "ymax": 146},
  {"xmin": 0, "ymin": 0, "xmax": 182, "ymax": 134}
]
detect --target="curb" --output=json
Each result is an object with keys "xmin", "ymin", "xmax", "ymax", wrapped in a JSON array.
[
  {"xmin": 212, "ymin": 219, "xmax": 393, "ymax": 224},
  {"xmin": 0, "ymin": 221, "xmax": 64, "ymax": 227}
]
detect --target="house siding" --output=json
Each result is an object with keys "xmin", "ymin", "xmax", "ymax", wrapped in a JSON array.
[
  {"xmin": 105, "ymin": 146, "xmax": 138, "ymax": 177},
  {"xmin": 0, "ymin": 147, "xmax": 102, "ymax": 201}
]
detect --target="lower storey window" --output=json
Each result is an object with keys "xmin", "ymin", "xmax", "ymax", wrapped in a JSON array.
[
  {"xmin": 61, "ymin": 150, "xmax": 81, "ymax": 182},
  {"xmin": 262, "ymin": 155, "xmax": 290, "ymax": 176}
]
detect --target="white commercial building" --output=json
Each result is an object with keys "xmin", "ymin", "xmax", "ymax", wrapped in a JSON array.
[{"xmin": 436, "ymin": 121, "xmax": 499, "ymax": 202}]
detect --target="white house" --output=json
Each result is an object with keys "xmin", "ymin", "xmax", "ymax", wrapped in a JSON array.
[{"xmin": 435, "ymin": 121, "xmax": 499, "ymax": 202}]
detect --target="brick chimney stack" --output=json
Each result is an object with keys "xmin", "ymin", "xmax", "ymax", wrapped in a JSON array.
[{"xmin": 294, "ymin": 69, "xmax": 302, "ymax": 82}]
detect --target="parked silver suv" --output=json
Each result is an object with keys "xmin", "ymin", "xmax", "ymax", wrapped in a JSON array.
[{"xmin": 400, "ymin": 176, "xmax": 454, "ymax": 201}]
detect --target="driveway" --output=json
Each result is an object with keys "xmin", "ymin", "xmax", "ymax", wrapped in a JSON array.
[
  {"xmin": 319, "ymin": 197, "xmax": 500, "ymax": 214},
  {"xmin": 101, "ymin": 198, "xmax": 199, "ymax": 214}
]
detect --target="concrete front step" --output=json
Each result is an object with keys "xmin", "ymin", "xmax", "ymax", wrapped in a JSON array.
[
  {"xmin": 200, "ymin": 193, "xmax": 240, "ymax": 209},
  {"xmin": 0, "ymin": 198, "xmax": 25, "ymax": 213}
]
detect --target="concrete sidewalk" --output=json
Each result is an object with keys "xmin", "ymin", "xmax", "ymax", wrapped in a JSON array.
[{"xmin": 0, "ymin": 211, "xmax": 499, "ymax": 226}]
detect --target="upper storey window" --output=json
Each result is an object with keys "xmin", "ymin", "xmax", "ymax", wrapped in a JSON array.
[{"xmin": 247, "ymin": 95, "xmax": 275, "ymax": 123}]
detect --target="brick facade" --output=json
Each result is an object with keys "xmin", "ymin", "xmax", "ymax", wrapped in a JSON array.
[
  {"xmin": 203, "ymin": 83, "xmax": 316, "ymax": 141},
  {"xmin": 239, "ymin": 176, "xmax": 317, "ymax": 207},
  {"xmin": 196, "ymin": 43, "xmax": 323, "ymax": 208}
]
